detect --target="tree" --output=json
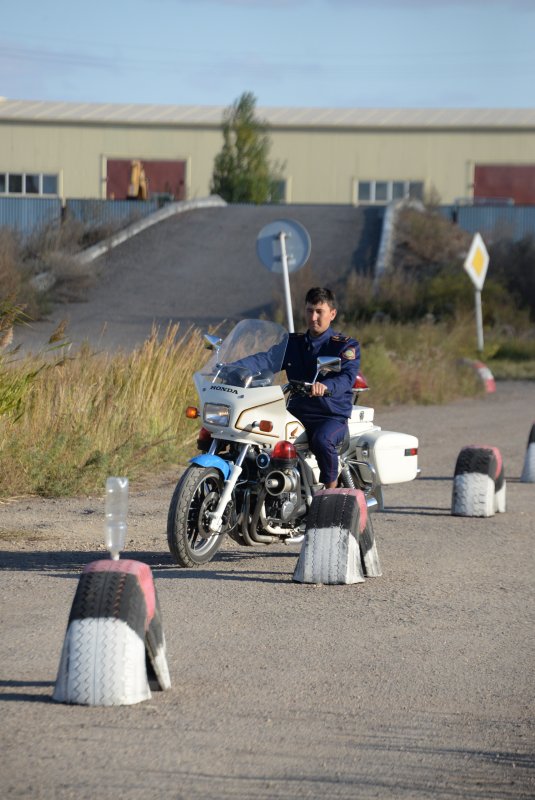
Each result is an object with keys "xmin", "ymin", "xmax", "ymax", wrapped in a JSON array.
[{"xmin": 210, "ymin": 92, "xmax": 283, "ymax": 204}]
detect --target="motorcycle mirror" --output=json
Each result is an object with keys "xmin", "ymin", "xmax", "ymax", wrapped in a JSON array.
[
  {"xmin": 313, "ymin": 356, "xmax": 341, "ymax": 383},
  {"xmin": 204, "ymin": 334, "xmax": 223, "ymax": 351}
]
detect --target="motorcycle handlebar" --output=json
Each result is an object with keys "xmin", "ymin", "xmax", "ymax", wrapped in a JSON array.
[{"xmin": 287, "ymin": 379, "xmax": 332, "ymax": 398}]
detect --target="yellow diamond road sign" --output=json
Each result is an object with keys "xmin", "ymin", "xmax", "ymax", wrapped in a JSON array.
[{"xmin": 464, "ymin": 232, "xmax": 489, "ymax": 291}]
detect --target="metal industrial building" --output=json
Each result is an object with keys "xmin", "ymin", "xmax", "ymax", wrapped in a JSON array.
[{"xmin": 1, "ymin": 98, "xmax": 534, "ymax": 206}]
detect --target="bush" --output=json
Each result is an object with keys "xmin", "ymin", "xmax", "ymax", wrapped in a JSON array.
[
  {"xmin": 336, "ymin": 206, "xmax": 532, "ymax": 333},
  {"xmin": 0, "ymin": 230, "xmax": 41, "ymax": 319},
  {"xmin": 488, "ymin": 236, "xmax": 535, "ymax": 321},
  {"xmin": 1, "ymin": 218, "xmax": 124, "ymax": 319}
]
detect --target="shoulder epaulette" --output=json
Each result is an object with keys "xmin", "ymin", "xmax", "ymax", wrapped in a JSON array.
[{"xmin": 330, "ymin": 334, "xmax": 350, "ymax": 343}]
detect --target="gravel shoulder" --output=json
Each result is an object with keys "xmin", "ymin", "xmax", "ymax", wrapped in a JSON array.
[{"xmin": 1, "ymin": 381, "xmax": 534, "ymax": 799}]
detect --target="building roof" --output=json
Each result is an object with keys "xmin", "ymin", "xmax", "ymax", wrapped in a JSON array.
[{"xmin": 1, "ymin": 98, "xmax": 534, "ymax": 129}]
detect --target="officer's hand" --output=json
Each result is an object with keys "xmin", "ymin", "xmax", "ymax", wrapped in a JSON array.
[{"xmin": 311, "ymin": 382, "xmax": 329, "ymax": 397}]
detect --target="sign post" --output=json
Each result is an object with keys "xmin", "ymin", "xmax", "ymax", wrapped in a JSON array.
[
  {"xmin": 463, "ymin": 232, "xmax": 490, "ymax": 353},
  {"xmin": 278, "ymin": 231, "xmax": 295, "ymax": 332},
  {"xmin": 256, "ymin": 219, "xmax": 311, "ymax": 332}
]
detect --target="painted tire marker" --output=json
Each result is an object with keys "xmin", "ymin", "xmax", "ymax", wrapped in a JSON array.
[
  {"xmin": 460, "ymin": 359, "xmax": 496, "ymax": 393},
  {"xmin": 451, "ymin": 445, "xmax": 506, "ymax": 517},
  {"xmin": 293, "ymin": 488, "xmax": 381, "ymax": 584},
  {"xmin": 53, "ymin": 559, "xmax": 171, "ymax": 706},
  {"xmin": 520, "ymin": 423, "xmax": 535, "ymax": 483}
]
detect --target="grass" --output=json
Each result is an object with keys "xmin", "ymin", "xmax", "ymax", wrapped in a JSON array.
[
  {"xmin": 487, "ymin": 360, "xmax": 535, "ymax": 380},
  {"xmin": 0, "ymin": 219, "xmax": 124, "ymax": 322},
  {"xmin": 0, "ymin": 324, "xmax": 208, "ymax": 498},
  {"xmin": 485, "ymin": 330, "xmax": 535, "ymax": 380},
  {"xmin": 344, "ymin": 315, "xmax": 487, "ymax": 407},
  {"xmin": 0, "ymin": 314, "xmax": 495, "ymax": 499}
]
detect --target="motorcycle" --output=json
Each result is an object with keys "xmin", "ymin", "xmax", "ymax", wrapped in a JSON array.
[{"xmin": 167, "ymin": 319, "xmax": 418, "ymax": 568}]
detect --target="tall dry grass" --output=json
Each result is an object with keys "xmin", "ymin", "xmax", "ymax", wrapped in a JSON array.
[
  {"xmin": 349, "ymin": 314, "xmax": 483, "ymax": 407},
  {"xmin": 0, "ymin": 324, "xmax": 208, "ymax": 497},
  {"xmin": 0, "ymin": 316, "xmax": 485, "ymax": 498}
]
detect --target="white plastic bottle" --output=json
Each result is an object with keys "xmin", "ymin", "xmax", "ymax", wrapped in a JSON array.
[{"xmin": 105, "ymin": 477, "xmax": 129, "ymax": 560}]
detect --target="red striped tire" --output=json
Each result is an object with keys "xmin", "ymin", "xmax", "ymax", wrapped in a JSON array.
[
  {"xmin": 293, "ymin": 488, "xmax": 369, "ymax": 584},
  {"xmin": 53, "ymin": 559, "xmax": 170, "ymax": 706},
  {"xmin": 451, "ymin": 445, "xmax": 505, "ymax": 517}
]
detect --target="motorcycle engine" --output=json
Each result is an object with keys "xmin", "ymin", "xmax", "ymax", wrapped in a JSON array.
[
  {"xmin": 265, "ymin": 490, "xmax": 302, "ymax": 523},
  {"xmin": 256, "ymin": 444, "xmax": 306, "ymax": 526}
]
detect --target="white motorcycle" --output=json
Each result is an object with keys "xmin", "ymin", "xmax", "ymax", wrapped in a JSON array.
[{"xmin": 167, "ymin": 319, "xmax": 418, "ymax": 568}]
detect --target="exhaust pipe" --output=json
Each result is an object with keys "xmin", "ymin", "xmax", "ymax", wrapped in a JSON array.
[
  {"xmin": 265, "ymin": 469, "xmax": 299, "ymax": 496},
  {"xmin": 248, "ymin": 486, "xmax": 278, "ymax": 544}
]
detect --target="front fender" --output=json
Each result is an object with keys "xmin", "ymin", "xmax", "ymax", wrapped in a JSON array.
[{"xmin": 190, "ymin": 453, "xmax": 231, "ymax": 480}]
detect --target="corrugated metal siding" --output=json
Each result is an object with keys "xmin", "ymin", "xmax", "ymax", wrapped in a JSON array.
[
  {"xmin": 440, "ymin": 205, "xmax": 535, "ymax": 241},
  {"xmin": 0, "ymin": 198, "xmax": 161, "ymax": 237},
  {"xmin": 65, "ymin": 199, "xmax": 160, "ymax": 228},
  {"xmin": 0, "ymin": 197, "xmax": 62, "ymax": 236}
]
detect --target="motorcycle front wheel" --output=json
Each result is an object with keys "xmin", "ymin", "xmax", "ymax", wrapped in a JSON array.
[{"xmin": 167, "ymin": 466, "xmax": 231, "ymax": 567}]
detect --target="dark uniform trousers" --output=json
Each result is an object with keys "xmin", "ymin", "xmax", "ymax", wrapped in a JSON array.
[
  {"xmin": 297, "ymin": 413, "xmax": 348, "ymax": 485},
  {"xmin": 284, "ymin": 329, "xmax": 360, "ymax": 485}
]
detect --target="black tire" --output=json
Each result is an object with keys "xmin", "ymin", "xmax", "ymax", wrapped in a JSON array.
[
  {"xmin": 54, "ymin": 559, "xmax": 161, "ymax": 705},
  {"xmin": 167, "ymin": 466, "xmax": 231, "ymax": 567}
]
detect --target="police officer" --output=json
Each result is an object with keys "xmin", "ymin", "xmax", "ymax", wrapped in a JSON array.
[{"xmin": 284, "ymin": 287, "xmax": 360, "ymax": 489}]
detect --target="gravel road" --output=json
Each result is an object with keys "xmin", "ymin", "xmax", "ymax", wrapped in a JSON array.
[{"xmin": 1, "ymin": 380, "xmax": 534, "ymax": 799}]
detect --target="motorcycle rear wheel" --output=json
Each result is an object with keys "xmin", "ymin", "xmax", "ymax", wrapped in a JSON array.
[{"xmin": 167, "ymin": 466, "xmax": 231, "ymax": 567}]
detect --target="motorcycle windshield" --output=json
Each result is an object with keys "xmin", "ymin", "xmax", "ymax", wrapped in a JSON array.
[{"xmin": 199, "ymin": 319, "xmax": 289, "ymax": 388}]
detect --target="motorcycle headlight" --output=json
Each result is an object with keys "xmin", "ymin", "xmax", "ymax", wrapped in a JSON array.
[{"xmin": 203, "ymin": 403, "xmax": 230, "ymax": 427}]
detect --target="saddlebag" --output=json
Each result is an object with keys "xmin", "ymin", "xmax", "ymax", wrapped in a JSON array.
[{"xmin": 354, "ymin": 430, "xmax": 418, "ymax": 485}]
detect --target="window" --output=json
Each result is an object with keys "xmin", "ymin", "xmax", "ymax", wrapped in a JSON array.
[
  {"xmin": 43, "ymin": 174, "xmax": 58, "ymax": 195},
  {"xmin": 355, "ymin": 179, "xmax": 425, "ymax": 205},
  {"xmin": 25, "ymin": 174, "xmax": 40, "ymax": 194},
  {"xmin": 9, "ymin": 174, "xmax": 23, "ymax": 193},
  {"xmin": 375, "ymin": 182, "xmax": 388, "ymax": 202},
  {"xmin": 0, "ymin": 171, "xmax": 59, "ymax": 196},
  {"xmin": 392, "ymin": 181, "xmax": 405, "ymax": 200},
  {"xmin": 409, "ymin": 181, "xmax": 424, "ymax": 200},
  {"xmin": 358, "ymin": 181, "xmax": 371, "ymax": 202}
]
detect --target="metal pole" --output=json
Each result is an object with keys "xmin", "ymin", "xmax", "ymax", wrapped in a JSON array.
[
  {"xmin": 475, "ymin": 289, "xmax": 484, "ymax": 353},
  {"xmin": 279, "ymin": 232, "xmax": 294, "ymax": 332}
]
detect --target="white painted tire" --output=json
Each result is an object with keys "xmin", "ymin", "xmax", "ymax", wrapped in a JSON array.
[
  {"xmin": 293, "ymin": 488, "xmax": 368, "ymax": 584},
  {"xmin": 521, "ymin": 442, "xmax": 535, "ymax": 483},
  {"xmin": 53, "ymin": 559, "xmax": 170, "ymax": 706},
  {"xmin": 452, "ymin": 472, "xmax": 495, "ymax": 517},
  {"xmin": 359, "ymin": 514, "xmax": 382, "ymax": 577},
  {"xmin": 494, "ymin": 481, "xmax": 507, "ymax": 514},
  {"xmin": 54, "ymin": 617, "xmax": 151, "ymax": 706}
]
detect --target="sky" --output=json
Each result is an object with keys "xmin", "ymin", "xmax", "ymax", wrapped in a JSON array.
[{"xmin": 1, "ymin": 0, "xmax": 534, "ymax": 110}]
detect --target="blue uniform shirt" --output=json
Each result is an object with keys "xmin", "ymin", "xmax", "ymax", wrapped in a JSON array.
[{"xmin": 284, "ymin": 327, "xmax": 360, "ymax": 421}]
